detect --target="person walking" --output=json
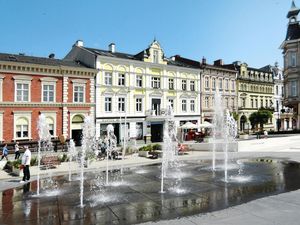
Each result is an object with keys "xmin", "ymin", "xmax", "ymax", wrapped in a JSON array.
[
  {"xmin": 15, "ymin": 142, "xmax": 20, "ymax": 160},
  {"xmin": 0, "ymin": 144, "xmax": 8, "ymax": 161},
  {"xmin": 20, "ymin": 146, "xmax": 31, "ymax": 183}
]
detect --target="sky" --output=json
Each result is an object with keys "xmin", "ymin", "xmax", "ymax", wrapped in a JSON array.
[{"xmin": 0, "ymin": 0, "xmax": 294, "ymax": 68}]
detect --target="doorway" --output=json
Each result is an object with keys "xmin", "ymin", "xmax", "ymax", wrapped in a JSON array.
[{"xmin": 151, "ymin": 123, "xmax": 163, "ymax": 142}]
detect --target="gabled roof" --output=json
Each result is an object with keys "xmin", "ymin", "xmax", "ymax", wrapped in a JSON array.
[{"xmin": 0, "ymin": 52, "xmax": 91, "ymax": 68}]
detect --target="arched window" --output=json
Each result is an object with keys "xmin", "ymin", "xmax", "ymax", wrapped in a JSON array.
[{"xmin": 16, "ymin": 117, "xmax": 29, "ymax": 138}]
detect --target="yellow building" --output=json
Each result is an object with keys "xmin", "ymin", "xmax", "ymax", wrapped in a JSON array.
[
  {"xmin": 66, "ymin": 40, "xmax": 201, "ymax": 143},
  {"xmin": 224, "ymin": 62, "xmax": 274, "ymax": 132}
]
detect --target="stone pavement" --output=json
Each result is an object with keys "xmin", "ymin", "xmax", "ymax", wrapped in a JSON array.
[{"xmin": 0, "ymin": 134, "xmax": 300, "ymax": 224}]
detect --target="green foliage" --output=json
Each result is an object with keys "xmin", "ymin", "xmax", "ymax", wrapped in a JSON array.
[
  {"xmin": 58, "ymin": 153, "xmax": 68, "ymax": 162},
  {"xmin": 231, "ymin": 112, "xmax": 239, "ymax": 121},
  {"xmin": 12, "ymin": 159, "xmax": 22, "ymax": 169},
  {"xmin": 138, "ymin": 144, "xmax": 153, "ymax": 151},
  {"xmin": 30, "ymin": 156, "xmax": 37, "ymax": 166},
  {"xmin": 249, "ymin": 109, "xmax": 273, "ymax": 130},
  {"xmin": 152, "ymin": 144, "xmax": 162, "ymax": 150}
]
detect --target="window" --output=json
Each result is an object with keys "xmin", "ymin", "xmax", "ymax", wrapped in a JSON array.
[
  {"xmin": 225, "ymin": 98, "xmax": 229, "ymax": 108},
  {"xmin": 43, "ymin": 84, "xmax": 55, "ymax": 102},
  {"xmin": 16, "ymin": 83, "xmax": 29, "ymax": 102},
  {"xmin": 212, "ymin": 78, "xmax": 216, "ymax": 89},
  {"xmin": 190, "ymin": 81, "xmax": 195, "ymax": 91},
  {"xmin": 136, "ymin": 98, "xmax": 142, "ymax": 112},
  {"xmin": 151, "ymin": 77, "xmax": 160, "ymax": 89},
  {"xmin": 231, "ymin": 98, "xmax": 235, "ymax": 108},
  {"xmin": 182, "ymin": 100, "xmax": 187, "ymax": 112},
  {"xmin": 205, "ymin": 97, "xmax": 209, "ymax": 108},
  {"xmin": 15, "ymin": 117, "xmax": 29, "ymax": 139},
  {"xmin": 105, "ymin": 72, "xmax": 112, "ymax": 85},
  {"xmin": 74, "ymin": 85, "xmax": 84, "ymax": 103},
  {"xmin": 255, "ymin": 99, "xmax": 258, "ymax": 108},
  {"xmin": 219, "ymin": 79, "xmax": 223, "ymax": 90},
  {"xmin": 136, "ymin": 75, "xmax": 142, "ymax": 87},
  {"xmin": 168, "ymin": 99, "xmax": 174, "ymax": 109},
  {"xmin": 276, "ymin": 86, "xmax": 278, "ymax": 95},
  {"xmin": 118, "ymin": 97, "xmax": 125, "ymax": 112},
  {"xmin": 242, "ymin": 98, "xmax": 246, "ymax": 108},
  {"xmin": 251, "ymin": 99, "xmax": 254, "ymax": 108},
  {"xmin": 261, "ymin": 99, "xmax": 263, "ymax": 108},
  {"xmin": 153, "ymin": 50, "xmax": 159, "ymax": 63},
  {"xmin": 190, "ymin": 100, "xmax": 195, "ymax": 112},
  {"xmin": 169, "ymin": 78, "xmax": 174, "ymax": 90},
  {"xmin": 291, "ymin": 80, "xmax": 297, "ymax": 96},
  {"xmin": 265, "ymin": 99, "xmax": 268, "ymax": 107},
  {"xmin": 46, "ymin": 117, "xmax": 55, "ymax": 136},
  {"xmin": 289, "ymin": 52, "xmax": 297, "ymax": 67},
  {"xmin": 105, "ymin": 97, "xmax": 112, "ymax": 112},
  {"xmin": 118, "ymin": 73, "xmax": 125, "ymax": 86},
  {"xmin": 276, "ymin": 101, "xmax": 279, "ymax": 112},
  {"xmin": 225, "ymin": 79, "xmax": 229, "ymax": 90},
  {"xmin": 182, "ymin": 80, "xmax": 187, "ymax": 90},
  {"xmin": 231, "ymin": 80, "xmax": 235, "ymax": 91},
  {"xmin": 205, "ymin": 77, "xmax": 209, "ymax": 88}
]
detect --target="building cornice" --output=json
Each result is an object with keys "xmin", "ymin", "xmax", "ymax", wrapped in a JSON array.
[{"xmin": 0, "ymin": 102, "xmax": 95, "ymax": 107}]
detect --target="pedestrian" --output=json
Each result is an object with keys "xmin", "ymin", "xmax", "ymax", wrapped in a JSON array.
[
  {"xmin": 20, "ymin": 146, "xmax": 31, "ymax": 183},
  {"xmin": 0, "ymin": 144, "xmax": 8, "ymax": 161},
  {"xmin": 15, "ymin": 142, "xmax": 20, "ymax": 160},
  {"xmin": 264, "ymin": 130, "xmax": 268, "ymax": 139}
]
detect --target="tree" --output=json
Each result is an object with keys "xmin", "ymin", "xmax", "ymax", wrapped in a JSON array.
[{"xmin": 249, "ymin": 109, "xmax": 273, "ymax": 131}]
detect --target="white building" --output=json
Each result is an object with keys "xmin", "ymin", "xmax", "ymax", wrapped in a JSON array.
[{"xmin": 66, "ymin": 40, "xmax": 201, "ymax": 144}]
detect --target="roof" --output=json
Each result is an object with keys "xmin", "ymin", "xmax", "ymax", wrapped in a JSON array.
[
  {"xmin": 285, "ymin": 22, "xmax": 300, "ymax": 41},
  {"xmin": 287, "ymin": 0, "xmax": 300, "ymax": 18},
  {"xmin": 83, "ymin": 47, "xmax": 199, "ymax": 69},
  {"xmin": 0, "ymin": 52, "xmax": 93, "ymax": 69}
]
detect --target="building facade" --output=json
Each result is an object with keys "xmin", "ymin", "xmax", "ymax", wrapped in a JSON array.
[
  {"xmin": 280, "ymin": 1, "xmax": 300, "ymax": 129},
  {"xmin": 224, "ymin": 62, "xmax": 274, "ymax": 132},
  {"xmin": 261, "ymin": 63, "xmax": 294, "ymax": 130},
  {"xmin": 65, "ymin": 40, "xmax": 201, "ymax": 143},
  {"xmin": 0, "ymin": 53, "xmax": 96, "ymax": 145},
  {"xmin": 174, "ymin": 57, "xmax": 237, "ymax": 123}
]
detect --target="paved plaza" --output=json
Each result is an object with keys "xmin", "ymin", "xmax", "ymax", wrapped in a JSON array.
[{"xmin": 0, "ymin": 135, "xmax": 300, "ymax": 225}]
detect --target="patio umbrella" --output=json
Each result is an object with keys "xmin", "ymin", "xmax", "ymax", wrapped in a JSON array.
[
  {"xmin": 198, "ymin": 121, "xmax": 213, "ymax": 128},
  {"xmin": 180, "ymin": 122, "xmax": 199, "ymax": 129}
]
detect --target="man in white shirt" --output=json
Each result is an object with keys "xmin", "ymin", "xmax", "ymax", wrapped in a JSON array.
[{"xmin": 20, "ymin": 146, "xmax": 31, "ymax": 183}]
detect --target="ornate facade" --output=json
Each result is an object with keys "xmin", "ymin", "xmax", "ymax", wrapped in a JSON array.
[
  {"xmin": 65, "ymin": 40, "xmax": 201, "ymax": 143},
  {"xmin": 280, "ymin": 1, "xmax": 300, "ymax": 129},
  {"xmin": 0, "ymin": 53, "xmax": 96, "ymax": 145},
  {"xmin": 224, "ymin": 62, "xmax": 274, "ymax": 132}
]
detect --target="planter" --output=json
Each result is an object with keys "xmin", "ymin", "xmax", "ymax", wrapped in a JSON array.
[
  {"xmin": 138, "ymin": 151, "xmax": 149, "ymax": 157},
  {"xmin": 12, "ymin": 167, "xmax": 23, "ymax": 177}
]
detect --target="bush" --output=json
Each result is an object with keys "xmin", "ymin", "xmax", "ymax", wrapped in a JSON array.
[
  {"xmin": 30, "ymin": 156, "xmax": 38, "ymax": 166},
  {"xmin": 12, "ymin": 159, "xmax": 22, "ymax": 169},
  {"xmin": 152, "ymin": 144, "xmax": 162, "ymax": 150},
  {"xmin": 138, "ymin": 144, "xmax": 153, "ymax": 151}
]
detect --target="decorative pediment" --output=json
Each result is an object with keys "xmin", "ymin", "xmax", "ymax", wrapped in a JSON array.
[
  {"xmin": 149, "ymin": 90, "xmax": 163, "ymax": 97},
  {"xmin": 240, "ymin": 93, "xmax": 247, "ymax": 97},
  {"xmin": 180, "ymin": 93, "xmax": 190, "ymax": 99},
  {"xmin": 102, "ymin": 88, "xmax": 115, "ymax": 95},
  {"xmin": 116, "ymin": 88, "xmax": 129, "ymax": 95}
]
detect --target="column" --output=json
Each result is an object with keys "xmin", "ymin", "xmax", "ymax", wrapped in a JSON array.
[{"xmin": 62, "ymin": 76, "xmax": 69, "ymax": 138}]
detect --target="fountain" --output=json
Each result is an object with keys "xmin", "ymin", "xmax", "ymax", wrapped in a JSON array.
[
  {"xmin": 36, "ymin": 114, "xmax": 52, "ymax": 196},
  {"xmin": 67, "ymin": 139, "xmax": 76, "ymax": 181},
  {"xmin": 161, "ymin": 103, "xmax": 180, "ymax": 193},
  {"xmin": 79, "ymin": 116, "xmax": 97, "ymax": 208},
  {"xmin": 212, "ymin": 90, "xmax": 237, "ymax": 182},
  {"xmin": 105, "ymin": 124, "xmax": 117, "ymax": 185}
]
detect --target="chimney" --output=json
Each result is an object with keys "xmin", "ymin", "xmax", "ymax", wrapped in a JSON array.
[
  {"xmin": 48, "ymin": 53, "xmax": 55, "ymax": 59},
  {"xmin": 202, "ymin": 57, "xmax": 207, "ymax": 65},
  {"xmin": 109, "ymin": 43, "xmax": 115, "ymax": 53},
  {"xmin": 214, "ymin": 59, "xmax": 223, "ymax": 66},
  {"xmin": 75, "ymin": 40, "xmax": 84, "ymax": 47}
]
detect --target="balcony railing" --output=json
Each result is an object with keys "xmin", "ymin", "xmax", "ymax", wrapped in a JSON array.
[{"xmin": 145, "ymin": 108, "xmax": 167, "ymax": 117}]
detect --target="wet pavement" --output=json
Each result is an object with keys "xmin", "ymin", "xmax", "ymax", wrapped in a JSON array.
[{"xmin": 1, "ymin": 158, "xmax": 300, "ymax": 225}]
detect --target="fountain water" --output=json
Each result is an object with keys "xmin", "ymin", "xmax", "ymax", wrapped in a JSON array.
[
  {"xmin": 161, "ymin": 104, "xmax": 179, "ymax": 193},
  {"xmin": 79, "ymin": 116, "xmax": 97, "ymax": 208},
  {"xmin": 67, "ymin": 139, "xmax": 76, "ymax": 181},
  {"xmin": 212, "ymin": 91, "xmax": 237, "ymax": 182},
  {"xmin": 105, "ymin": 124, "xmax": 117, "ymax": 185},
  {"xmin": 37, "ymin": 114, "xmax": 52, "ymax": 196}
]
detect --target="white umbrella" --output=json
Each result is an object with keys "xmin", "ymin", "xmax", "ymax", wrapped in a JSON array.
[
  {"xmin": 180, "ymin": 122, "xmax": 198, "ymax": 129},
  {"xmin": 198, "ymin": 121, "xmax": 213, "ymax": 128}
]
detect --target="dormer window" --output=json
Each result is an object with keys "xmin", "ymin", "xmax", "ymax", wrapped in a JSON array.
[{"xmin": 153, "ymin": 50, "xmax": 159, "ymax": 63}]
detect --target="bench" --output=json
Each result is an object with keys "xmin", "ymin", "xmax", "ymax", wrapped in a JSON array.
[{"xmin": 41, "ymin": 155, "xmax": 61, "ymax": 169}]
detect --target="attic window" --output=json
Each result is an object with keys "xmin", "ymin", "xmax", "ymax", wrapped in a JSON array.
[{"xmin": 153, "ymin": 50, "xmax": 159, "ymax": 63}]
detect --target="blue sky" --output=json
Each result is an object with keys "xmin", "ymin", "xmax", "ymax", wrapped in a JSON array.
[{"xmin": 0, "ymin": 0, "xmax": 293, "ymax": 68}]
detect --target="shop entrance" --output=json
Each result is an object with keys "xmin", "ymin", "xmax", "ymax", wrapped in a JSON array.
[{"xmin": 151, "ymin": 122, "xmax": 163, "ymax": 142}]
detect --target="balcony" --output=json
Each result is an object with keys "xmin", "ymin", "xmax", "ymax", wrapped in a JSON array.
[{"xmin": 146, "ymin": 108, "xmax": 167, "ymax": 117}]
